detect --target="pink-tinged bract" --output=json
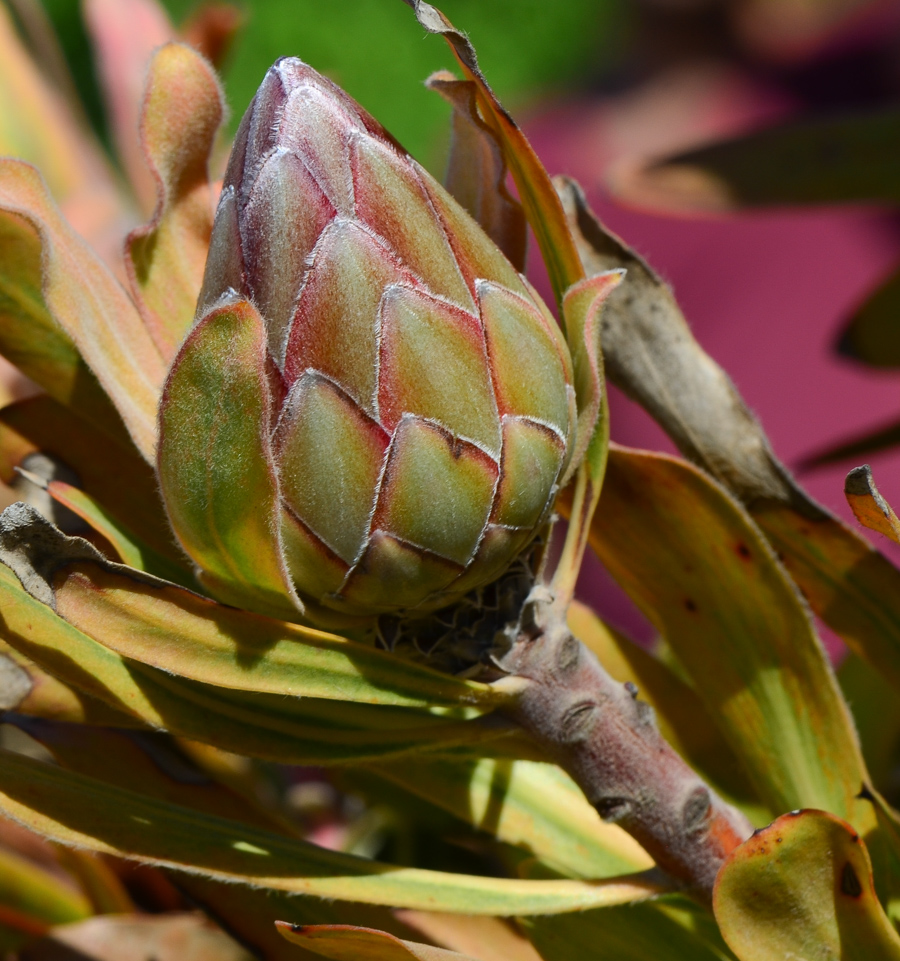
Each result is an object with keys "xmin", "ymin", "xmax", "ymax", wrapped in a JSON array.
[{"xmin": 159, "ymin": 58, "xmax": 576, "ymax": 620}]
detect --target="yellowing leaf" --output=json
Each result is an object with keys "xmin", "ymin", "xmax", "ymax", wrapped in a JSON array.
[
  {"xmin": 126, "ymin": 43, "xmax": 224, "ymax": 359},
  {"xmin": 372, "ymin": 758, "xmax": 651, "ymax": 879},
  {"xmin": 714, "ymin": 810, "xmax": 900, "ymax": 961},
  {"xmin": 0, "ymin": 161, "xmax": 165, "ymax": 461},
  {"xmin": 844, "ymin": 465, "xmax": 900, "ymax": 546},
  {"xmin": 401, "ymin": 0, "xmax": 583, "ymax": 306}
]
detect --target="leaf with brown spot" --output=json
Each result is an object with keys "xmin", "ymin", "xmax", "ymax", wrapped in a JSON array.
[
  {"xmin": 714, "ymin": 809, "xmax": 900, "ymax": 960},
  {"xmin": 588, "ymin": 446, "xmax": 869, "ymax": 825}
]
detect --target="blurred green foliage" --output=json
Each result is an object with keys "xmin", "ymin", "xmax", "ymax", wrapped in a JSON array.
[{"xmin": 41, "ymin": 0, "xmax": 621, "ymax": 172}]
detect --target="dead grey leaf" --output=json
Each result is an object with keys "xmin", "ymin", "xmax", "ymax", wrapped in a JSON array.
[{"xmin": 555, "ymin": 175, "xmax": 822, "ymax": 517}]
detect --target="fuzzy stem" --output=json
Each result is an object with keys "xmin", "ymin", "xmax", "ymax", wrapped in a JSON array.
[{"xmin": 495, "ymin": 588, "xmax": 753, "ymax": 899}]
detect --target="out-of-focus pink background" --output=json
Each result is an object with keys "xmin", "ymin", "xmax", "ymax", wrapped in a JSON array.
[{"xmin": 522, "ymin": 59, "xmax": 900, "ymax": 654}]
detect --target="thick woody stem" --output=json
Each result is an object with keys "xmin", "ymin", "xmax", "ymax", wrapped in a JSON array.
[{"xmin": 495, "ymin": 589, "xmax": 753, "ymax": 900}]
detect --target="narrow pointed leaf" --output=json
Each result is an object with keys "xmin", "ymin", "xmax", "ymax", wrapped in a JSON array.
[
  {"xmin": 371, "ymin": 757, "xmax": 652, "ymax": 879},
  {"xmin": 0, "ymin": 502, "xmax": 496, "ymax": 710},
  {"xmin": 0, "ymin": 161, "xmax": 165, "ymax": 460},
  {"xmin": 0, "ymin": 750, "xmax": 665, "ymax": 914},
  {"xmin": 401, "ymin": 0, "xmax": 583, "ymax": 306},
  {"xmin": 613, "ymin": 107, "xmax": 900, "ymax": 214},
  {"xmin": 126, "ymin": 43, "xmax": 224, "ymax": 359},
  {"xmin": 426, "ymin": 72, "xmax": 525, "ymax": 270},
  {"xmin": 276, "ymin": 924, "xmax": 477, "ymax": 960},
  {"xmin": 844, "ymin": 465, "xmax": 900, "ymax": 545},
  {"xmin": 714, "ymin": 810, "xmax": 900, "ymax": 960},
  {"xmin": 590, "ymin": 446, "xmax": 868, "ymax": 824},
  {"xmin": 558, "ymin": 175, "xmax": 900, "ymax": 699},
  {"xmin": 0, "ymin": 558, "xmax": 519, "ymax": 763},
  {"xmin": 158, "ymin": 299, "xmax": 301, "ymax": 620},
  {"xmin": 40, "ymin": 478, "xmax": 194, "ymax": 584},
  {"xmin": 0, "ymin": 844, "xmax": 91, "ymax": 929},
  {"xmin": 801, "ymin": 416, "xmax": 900, "ymax": 468}
]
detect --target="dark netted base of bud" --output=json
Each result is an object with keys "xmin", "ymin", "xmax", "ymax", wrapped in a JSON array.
[{"xmin": 371, "ymin": 539, "xmax": 546, "ymax": 676}]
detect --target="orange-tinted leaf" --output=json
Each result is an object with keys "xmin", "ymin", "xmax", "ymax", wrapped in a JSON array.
[
  {"xmin": 83, "ymin": 0, "xmax": 176, "ymax": 213},
  {"xmin": 714, "ymin": 810, "xmax": 900, "ymax": 960},
  {"xmin": 844, "ymin": 465, "xmax": 900, "ymax": 546},
  {"xmin": 0, "ymin": 4, "xmax": 116, "ymax": 209},
  {"xmin": 276, "ymin": 924, "xmax": 476, "ymax": 960},
  {"xmin": 401, "ymin": 0, "xmax": 583, "ymax": 306},
  {"xmin": 126, "ymin": 43, "xmax": 224, "ymax": 360},
  {"xmin": 180, "ymin": 3, "xmax": 243, "ymax": 69},
  {"xmin": 396, "ymin": 913, "xmax": 540, "ymax": 961},
  {"xmin": 0, "ymin": 161, "xmax": 165, "ymax": 460},
  {"xmin": 426, "ymin": 72, "xmax": 525, "ymax": 271}
]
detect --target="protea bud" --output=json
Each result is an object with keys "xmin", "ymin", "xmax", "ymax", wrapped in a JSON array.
[{"xmin": 158, "ymin": 58, "xmax": 578, "ymax": 621}]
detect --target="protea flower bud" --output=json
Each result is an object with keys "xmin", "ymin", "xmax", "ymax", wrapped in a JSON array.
[{"xmin": 159, "ymin": 58, "xmax": 578, "ymax": 621}]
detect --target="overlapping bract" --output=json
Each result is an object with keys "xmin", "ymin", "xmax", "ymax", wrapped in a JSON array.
[{"xmin": 162, "ymin": 58, "xmax": 577, "ymax": 619}]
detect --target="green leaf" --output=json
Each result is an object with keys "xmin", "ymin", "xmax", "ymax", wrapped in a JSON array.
[
  {"xmin": 157, "ymin": 297, "xmax": 302, "ymax": 621},
  {"xmin": 592, "ymin": 447, "xmax": 869, "ymax": 825},
  {"xmin": 0, "ymin": 844, "xmax": 91, "ymax": 929},
  {"xmin": 714, "ymin": 809, "xmax": 900, "ymax": 960},
  {"xmin": 611, "ymin": 108, "xmax": 900, "ymax": 214},
  {"xmin": 370, "ymin": 757, "xmax": 652, "ymax": 879},
  {"xmin": 752, "ymin": 503, "xmax": 900, "ymax": 697},
  {"xmin": 276, "ymin": 924, "xmax": 478, "ymax": 960},
  {"xmin": 801, "ymin": 416, "xmax": 900, "ymax": 468},
  {"xmin": 837, "ymin": 266, "xmax": 900, "ymax": 368},
  {"xmin": 0, "ymin": 160, "xmax": 165, "ymax": 461},
  {"xmin": 0, "ymin": 749, "xmax": 665, "ymax": 914},
  {"xmin": 125, "ymin": 43, "xmax": 223, "ymax": 360}
]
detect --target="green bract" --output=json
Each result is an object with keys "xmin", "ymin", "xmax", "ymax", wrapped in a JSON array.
[{"xmin": 158, "ymin": 58, "xmax": 577, "ymax": 622}]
